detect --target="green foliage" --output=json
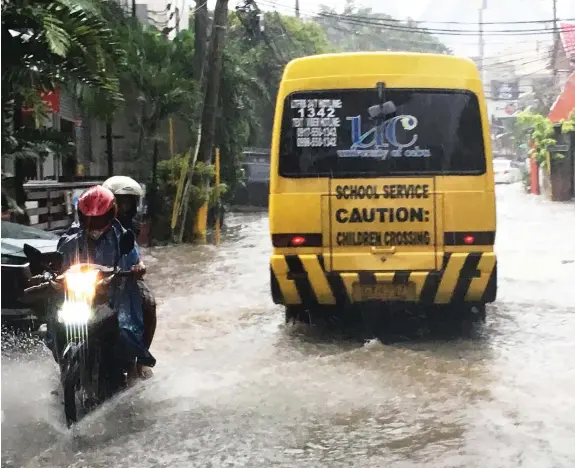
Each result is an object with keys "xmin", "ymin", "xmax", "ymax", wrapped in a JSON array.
[
  {"xmin": 226, "ymin": 11, "xmax": 329, "ymax": 149},
  {"xmin": 121, "ymin": 24, "xmax": 198, "ymax": 172},
  {"xmin": 1, "ymin": 0, "xmax": 126, "ymax": 178},
  {"xmin": 10, "ymin": 127, "xmax": 76, "ymax": 163},
  {"xmin": 517, "ymin": 110, "xmax": 563, "ymax": 168},
  {"xmin": 521, "ymin": 165, "xmax": 531, "ymax": 193},
  {"xmin": 155, "ymin": 153, "xmax": 227, "ymax": 241},
  {"xmin": 1, "ymin": 0, "xmax": 125, "ymax": 101},
  {"xmin": 560, "ymin": 110, "xmax": 575, "ymax": 134}
]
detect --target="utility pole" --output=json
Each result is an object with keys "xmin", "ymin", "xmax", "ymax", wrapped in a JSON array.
[
  {"xmin": 131, "ymin": 0, "xmax": 136, "ymax": 18},
  {"xmin": 170, "ymin": 0, "xmax": 209, "ymax": 238},
  {"xmin": 198, "ymin": 0, "xmax": 229, "ymax": 165},
  {"xmin": 551, "ymin": 0, "xmax": 558, "ymax": 78},
  {"xmin": 175, "ymin": 7, "xmax": 180, "ymax": 33},
  {"xmin": 295, "ymin": 0, "xmax": 300, "ymax": 18}
]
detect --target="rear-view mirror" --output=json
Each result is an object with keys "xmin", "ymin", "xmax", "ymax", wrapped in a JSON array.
[
  {"xmin": 23, "ymin": 244, "xmax": 63, "ymax": 272},
  {"xmin": 23, "ymin": 243, "xmax": 43, "ymax": 265}
]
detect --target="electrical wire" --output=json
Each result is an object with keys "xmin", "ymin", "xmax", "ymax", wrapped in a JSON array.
[
  {"xmin": 294, "ymin": 17, "xmax": 556, "ymax": 57},
  {"xmin": 236, "ymin": 0, "xmax": 575, "ymax": 77},
  {"xmin": 311, "ymin": 0, "xmax": 570, "ymax": 26},
  {"xmin": 258, "ymin": 0, "xmax": 575, "ymax": 37},
  {"xmin": 483, "ymin": 46, "xmax": 575, "ymax": 68},
  {"xmin": 189, "ymin": 0, "xmax": 208, "ymax": 15}
]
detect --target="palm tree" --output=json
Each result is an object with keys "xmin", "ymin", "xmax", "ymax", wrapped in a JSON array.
[
  {"xmin": 122, "ymin": 24, "xmax": 196, "ymax": 244},
  {"xmin": 2, "ymin": 0, "xmax": 125, "ymax": 103},
  {"xmin": 2, "ymin": 0, "xmax": 126, "ymax": 179}
]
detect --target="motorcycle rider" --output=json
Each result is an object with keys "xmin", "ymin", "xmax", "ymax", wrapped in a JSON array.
[
  {"xmin": 57, "ymin": 185, "xmax": 155, "ymax": 379},
  {"xmin": 61, "ymin": 176, "xmax": 157, "ymax": 351},
  {"xmin": 102, "ymin": 176, "xmax": 157, "ymax": 350}
]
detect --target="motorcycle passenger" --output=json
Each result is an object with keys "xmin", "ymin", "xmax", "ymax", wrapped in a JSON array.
[
  {"xmin": 102, "ymin": 176, "xmax": 143, "ymax": 236},
  {"xmin": 56, "ymin": 185, "xmax": 155, "ymax": 379},
  {"xmin": 102, "ymin": 176, "xmax": 157, "ymax": 350}
]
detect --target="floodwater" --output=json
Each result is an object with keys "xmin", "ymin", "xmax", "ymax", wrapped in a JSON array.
[{"xmin": 2, "ymin": 184, "xmax": 575, "ymax": 468}]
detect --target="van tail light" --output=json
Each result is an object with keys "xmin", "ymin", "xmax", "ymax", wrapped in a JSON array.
[
  {"xmin": 444, "ymin": 231, "xmax": 495, "ymax": 246},
  {"xmin": 271, "ymin": 233, "xmax": 322, "ymax": 248},
  {"xmin": 503, "ymin": 170, "xmax": 509, "ymax": 174},
  {"xmin": 291, "ymin": 235, "xmax": 307, "ymax": 246}
]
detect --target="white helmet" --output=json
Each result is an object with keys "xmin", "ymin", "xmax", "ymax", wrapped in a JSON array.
[{"xmin": 102, "ymin": 176, "xmax": 144, "ymax": 197}]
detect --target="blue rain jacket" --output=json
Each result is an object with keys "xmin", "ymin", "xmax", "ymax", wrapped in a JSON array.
[{"xmin": 56, "ymin": 219, "xmax": 155, "ymax": 367}]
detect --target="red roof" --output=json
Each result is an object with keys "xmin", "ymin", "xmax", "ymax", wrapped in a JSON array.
[
  {"xmin": 560, "ymin": 22, "xmax": 575, "ymax": 59},
  {"xmin": 548, "ymin": 71, "xmax": 575, "ymax": 123}
]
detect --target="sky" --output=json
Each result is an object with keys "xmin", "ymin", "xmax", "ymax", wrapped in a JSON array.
[{"xmin": 196, "ymin": 0, "xmax": 575, "ymax": 59}]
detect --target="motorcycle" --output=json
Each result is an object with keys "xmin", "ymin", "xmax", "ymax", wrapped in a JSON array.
[{"xmin": 23, "ymin": 230, "xmax": 137, "ymax": 427}]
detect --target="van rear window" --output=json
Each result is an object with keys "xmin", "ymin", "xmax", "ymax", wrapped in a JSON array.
[{"xmin": 278, "ymin": 89, "xmax": 486, "ymax": 178}]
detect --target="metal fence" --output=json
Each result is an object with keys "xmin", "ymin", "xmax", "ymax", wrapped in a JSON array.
[{"xmin": 24, "ymin": 181, "xmax": 103, "ymax": 233}]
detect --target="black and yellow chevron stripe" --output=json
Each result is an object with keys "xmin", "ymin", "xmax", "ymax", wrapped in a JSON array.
[{"xmin": 271, "ymin": 253, "xmax": 497, "ymax": 306}]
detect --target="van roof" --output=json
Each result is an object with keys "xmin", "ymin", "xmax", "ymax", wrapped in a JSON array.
[{"xmin": 282, "ymin": 52, "xmax": 480, "ymax": 81}]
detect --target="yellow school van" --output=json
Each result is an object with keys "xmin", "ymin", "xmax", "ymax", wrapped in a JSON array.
[{"xmin": 269, "ymin": 52, "xmax": 497, "ymax": 322}]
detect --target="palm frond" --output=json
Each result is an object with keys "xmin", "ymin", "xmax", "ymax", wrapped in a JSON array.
[{"xmin": 42, "ymin": 13, "xmax": 71, "ymax": 56}]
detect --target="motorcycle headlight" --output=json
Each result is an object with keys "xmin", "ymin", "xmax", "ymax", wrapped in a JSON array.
[
  {"xmin": 58, "ymin": 267, "xmax": 100, "ymax": 325},
  {"xmin": 64, "ymin": 267, "xmax": 99, "ymax": 302},
  {"xmin": 58, "ymin": 300, "xmax": 92, "ymax": 325}
]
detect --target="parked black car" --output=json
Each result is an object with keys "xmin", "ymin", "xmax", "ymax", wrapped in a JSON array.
[{"xmin": 1, "ymin": 221, "xmax": 59, "ymax": 321}]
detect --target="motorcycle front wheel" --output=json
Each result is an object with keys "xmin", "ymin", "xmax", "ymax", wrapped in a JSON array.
[
  {"xmin": 62, "ymin": 345, "xmax": 101, "ymax": 427},
  {"xmin": 62, "ymin": 357, "xmax": 81, "ymax": 427}
]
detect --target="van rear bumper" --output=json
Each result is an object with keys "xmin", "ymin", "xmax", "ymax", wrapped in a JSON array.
[{"xmin": 270, "ymin": 253, "xmax": 497, "ymax": 306}]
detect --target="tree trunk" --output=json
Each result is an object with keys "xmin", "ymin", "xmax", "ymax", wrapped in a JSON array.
[
  {"xmin": 198, "ymin": 0, "xmax": 229, "ymax": 164},
  {"xmin": 148, "ymin": 138, "xmax": 159, "ymax": 247},
  {"xmin": 175, "ymin": 124, "xmax": 202, "ymax": 243},
  {"xmin": 106, "ymin": 121, "xmax": 113, "ymax": 176},
  {"xmin": 193, "ymin": 0, "xmax": 209, "ymax": 86},
  {"xmin": 174, "ymin": 0, "xmax": 228, "ymax": 242},
  {"xmin": 12, "ymin": 94, "xmax": 28, "ymax": 206},
  {"xmin": 12, "ymin": 94, "xmax": 23, "ymax": 132},
  {"xmin": 169, "ymin": 0, "xmax": 209, "ymax": 242}
]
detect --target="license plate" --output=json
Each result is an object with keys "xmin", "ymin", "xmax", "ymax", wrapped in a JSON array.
[{"xmin": 352, "ymin": 282, "xmax": 416, "ymax": 302}]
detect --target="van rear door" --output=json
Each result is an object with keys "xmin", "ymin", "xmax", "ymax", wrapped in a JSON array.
[
  {"xmin": 279, "ymin": 87, "xmax": 487, "ymax": 299},
  {"xmin": 325, "ymin": 177, "xmax": 438, "ymax": 272}
]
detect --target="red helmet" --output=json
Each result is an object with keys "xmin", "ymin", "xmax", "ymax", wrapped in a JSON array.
[{"xmin": 77, "ymin": 185, "xmax": 117, "ymax": 233}]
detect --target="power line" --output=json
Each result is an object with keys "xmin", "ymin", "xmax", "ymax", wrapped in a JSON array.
[
  {"xmin": 310, "ymin": 0, "xmax": 570, "ymax": 26},
  {"xmin": 238, "ymin": 1, "xmax": 574, "ymax": 75},
  {"xmin": 254, "ymin": 3, "xmax": 558, "ymax": 48},
  {"xmin": 258, "ymin": 0, "xmax": 575, "ymax": 37},
  {"xmin": 246, "ymin": 14, "xmax": 568, "ymax": 68},
  {"xmin": 484, "ymin": 45, "xmax": 575, "ymax": 77},
  {"xmin": 268, "ymin": 0, "xmax": 575, "ymax": 27},
  {"xmin": 317, "ymin": 20, "xmax": 451, "ymax": 51},
  {"xmin": 315, "ymin": 16, "xmax": 572, "ymax": 37}
]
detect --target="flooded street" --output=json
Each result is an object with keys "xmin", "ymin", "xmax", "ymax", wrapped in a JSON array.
[{"xmin": 2, "ymin": 184, "xmax": 575, "ymax": 468}]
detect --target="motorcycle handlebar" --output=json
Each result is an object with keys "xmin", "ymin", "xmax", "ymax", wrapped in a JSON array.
[
  {"xmin": 114, "ymin": 270, "xmax": 134, "ymax": 277},
  {"xmin": 23, "ymin": 282, "xmax": 52, "ymax": 294},
  {"xmin": 24, "ymin": 270, "xmax": 134, "ymax": 295}
]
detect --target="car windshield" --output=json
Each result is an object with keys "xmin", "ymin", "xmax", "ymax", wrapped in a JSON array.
[{"xmin": 1, "ymin": 221, "xmax": 58, "ymax": 240}]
